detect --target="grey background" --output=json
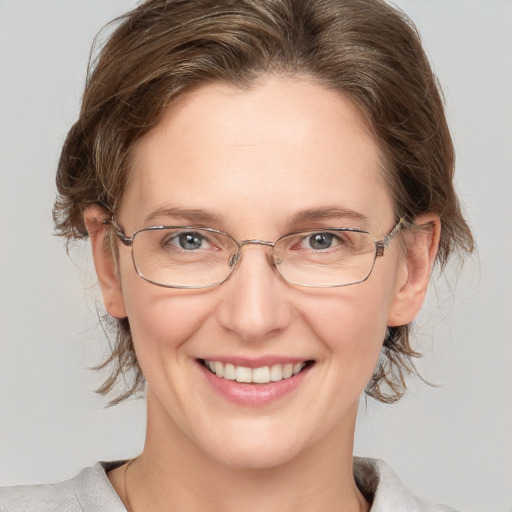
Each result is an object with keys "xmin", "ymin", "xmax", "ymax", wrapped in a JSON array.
[{"xmin": 0, "ymin": 1, "xmax": 511, "ymax": 511}]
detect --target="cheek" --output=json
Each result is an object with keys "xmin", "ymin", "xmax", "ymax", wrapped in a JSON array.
[
  {"xmin": 120, "ymin": 270, "xmax": 213, "ymax": 366},
  {"xmin": 307, "ymin": 297, "xmax": 386, "ymax": 357},
  {"xmin": 301, "ymin": 276, "xmax": 398, "ymax": 373}
]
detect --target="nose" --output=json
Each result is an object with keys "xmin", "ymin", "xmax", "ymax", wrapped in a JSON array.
[{"xmin": 216, "ymin": 244, "xmax": 293, "ymax": 343}]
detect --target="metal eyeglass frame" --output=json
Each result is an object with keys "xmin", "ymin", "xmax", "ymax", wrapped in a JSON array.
[{"xmin": 105, "ymin": 217, "xmax": 406, "ymax": 289}]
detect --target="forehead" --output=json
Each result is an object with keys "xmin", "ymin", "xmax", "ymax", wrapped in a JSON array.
[{"xmin": 122, "ymin": 77, "xmax": 394, "ymax": 234}]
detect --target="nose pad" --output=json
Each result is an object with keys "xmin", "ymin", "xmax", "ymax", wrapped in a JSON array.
[
  {"xmin": 271, "ymin": 253, "xmax": 282, "ymax": 266},
  {"xmin": 228, "ymin": 252, "xmax": 240, "ymax": 268},
  {"xmin": 217, "ymin": 245, "xmax": 292, "ymax": 342},
  {"xmin": 268, "ymin": 247, "xmax": 283, "ymax": 271},
  {"xmin": 228, "ymin": 247, "xmax": 280, "ymax": 283}
]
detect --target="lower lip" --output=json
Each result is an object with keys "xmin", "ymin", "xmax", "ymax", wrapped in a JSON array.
[{"xmin": 198, "ymin": 361, "xmax": 312, "ymax": 407}]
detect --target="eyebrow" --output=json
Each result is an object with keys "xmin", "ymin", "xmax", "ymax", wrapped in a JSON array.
[
  {"xmin": 289, "ymin": 207, "xmax": 369, "ymax": 225},
  {"xmin": 144, "ymin": 207, "xmax": 222, "ymax": 225},
  {"xmin": 144, "ymin": 206, "xmax": 368, "ymax": 228}
]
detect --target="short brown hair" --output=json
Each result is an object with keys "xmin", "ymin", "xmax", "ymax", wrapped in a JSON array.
[{"xmin": 54, "ymin": 0, "xmax": 473, "ymax": 404}]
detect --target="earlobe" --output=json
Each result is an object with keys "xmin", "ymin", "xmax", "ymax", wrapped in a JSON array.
[
  {"xmin": 387, "ymin": 214, "xmax": 441, "ymax": 326},
  {"xmin": 84, "ymin": 205, "xmax": 127, "ymax": 319}
]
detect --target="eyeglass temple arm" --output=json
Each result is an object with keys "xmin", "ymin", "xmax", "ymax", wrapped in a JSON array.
[
  {"xmin": 103, "ymin": 218, "xmax": 133, "ymax": 246},
  {"xmin": 375, "ymin": 217, "xmax": 406, "ymax": 257}
]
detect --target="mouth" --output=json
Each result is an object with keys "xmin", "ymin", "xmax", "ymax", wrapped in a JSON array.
[{"xmin": 201, "ymin": 359, "xmax": 314, "ymax": 384}]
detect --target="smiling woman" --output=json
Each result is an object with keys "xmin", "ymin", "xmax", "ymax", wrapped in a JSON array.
[
  {"xmin": 87, "ymin": 79, "xmax": 423, "ymax": 478},
  {"xmin": 0, "ymin": 1, "xmax": 476, "ymax": 511}
]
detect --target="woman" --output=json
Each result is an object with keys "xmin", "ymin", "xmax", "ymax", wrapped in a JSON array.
[{"xmin": 0, "ymin": 0, "xmax": 474, "ymax": 510}]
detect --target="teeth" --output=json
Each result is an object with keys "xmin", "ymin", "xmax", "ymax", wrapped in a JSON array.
[
  {"xmin": 224, "ymin": 363, "xmax": 236, "ymax": 380},
  {"xmin": 214, "ymin": 361, "xmax": 224, "ymax": 378},
  {"xmin": 293, "ymin": 362, "xmax": 305, "ymax": 375},
  {"xmin": 204, "ymin": 360, "xmax": 308, "ymax": 384},
  {"xmin": 235, "ymin": 366, "xmax": 252, "ymax": 383},
  {"xmin": 252, "ymin": 366, "xmax": 271, "ymax": 384},
  {"xmin": 283, "ymin": 363, "xmax": 293, "ymax": 379},
  {"xmin": 270, "ymin": 364, "xmax": 283, "ymax": 382}
]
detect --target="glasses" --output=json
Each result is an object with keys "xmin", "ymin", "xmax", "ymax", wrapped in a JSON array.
[{"xmin": 108, "ymin": 218, "xmax": 405, "ymax": 289}]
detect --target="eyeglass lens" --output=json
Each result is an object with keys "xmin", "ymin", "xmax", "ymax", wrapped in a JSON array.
[{"xmin": 130, "ymin": 227, "xmax": 378, "ymax": 288}]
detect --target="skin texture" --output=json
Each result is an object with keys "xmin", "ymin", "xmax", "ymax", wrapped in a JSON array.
[{"xmin": 85, "ymin": 76, "xmax": 440, "ymax": 512}]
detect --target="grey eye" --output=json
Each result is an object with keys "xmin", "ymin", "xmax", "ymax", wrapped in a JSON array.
[
  {"xmin": 177, "ymin": 232, "xmax": 205, "ymax": 250},
  {"xmin": 308, "ymin": 233, "xmax": 334, "ymax": 250}
]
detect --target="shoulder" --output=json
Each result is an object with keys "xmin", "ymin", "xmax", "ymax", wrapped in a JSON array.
[
  {"xmin": 354, "ymin": 457, "xmax": 462, "ymax": 512},
  {"xmin": 0, "ymin": 462, "xmax": 126, "ymax": 512}
]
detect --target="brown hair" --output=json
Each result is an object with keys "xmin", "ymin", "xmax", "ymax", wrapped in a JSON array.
[{"xmin": 54, "ymin": 0, "xmax": 473, "ymax": 404}]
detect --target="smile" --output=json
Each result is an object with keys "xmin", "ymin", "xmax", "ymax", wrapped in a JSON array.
[{"xmin": 203, "ymin": 360, "xmax": 311, "ymax": 384}]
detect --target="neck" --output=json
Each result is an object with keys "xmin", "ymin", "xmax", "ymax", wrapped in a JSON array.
[{"xmin": 119, "ymin": 391, "xmax": 368, "ymax": 512}]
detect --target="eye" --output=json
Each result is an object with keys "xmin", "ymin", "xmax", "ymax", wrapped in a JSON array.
[
  {"xmin": 179, "ymin": 232, "xmax": 204, "ymax": 250},
  {"xmin": 306, "ymin": 232, "xmax": 337, "ymax": 250},
  {"xmin": 164, "ymin": 231, "xmax": 212, "ymax": 251},
  {"xmin": 297, "ymin": 231, "xmax": 349, "ymax": 251}
]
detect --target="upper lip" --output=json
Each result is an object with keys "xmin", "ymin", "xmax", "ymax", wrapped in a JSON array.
[{"xmin": 198, "ymin": 356, "xmax": 313, "ymax": 368}]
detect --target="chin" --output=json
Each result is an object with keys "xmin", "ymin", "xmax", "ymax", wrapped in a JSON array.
[
  {"xmin": 211, "ymin": 442, "xmax": 303, "ymax": 470},
  {"xmin": 194, "ymin": 420, "xmax": 312, "ymax": 470}
]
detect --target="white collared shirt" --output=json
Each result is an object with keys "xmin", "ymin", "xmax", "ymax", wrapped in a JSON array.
[{"xmin": 0, "ymin": 458, "xmax": 461, "ymax": 511}]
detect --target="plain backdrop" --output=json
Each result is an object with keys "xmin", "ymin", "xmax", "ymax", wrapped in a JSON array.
[{"xmin": 0, "ymin": 1, "xmax": 511, "ymax": 511}]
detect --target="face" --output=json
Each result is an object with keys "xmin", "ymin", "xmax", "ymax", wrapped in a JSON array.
[{"xmin": 96, "ymin": 77, "xmax": 425, "ymax": 469}]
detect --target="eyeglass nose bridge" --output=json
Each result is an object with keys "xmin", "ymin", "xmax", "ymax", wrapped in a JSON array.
[{"xmin": 228, "ymin": 239, "xmax": 277, "ymax": 268}]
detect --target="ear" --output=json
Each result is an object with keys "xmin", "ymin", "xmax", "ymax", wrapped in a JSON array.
[
  {"xmin": 84, "ymin": 205, "xmax": 127, "ymax": 319},
  {"xmin": 387, "ymin": 214, "xmax": 441, "ymax": 326}
]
